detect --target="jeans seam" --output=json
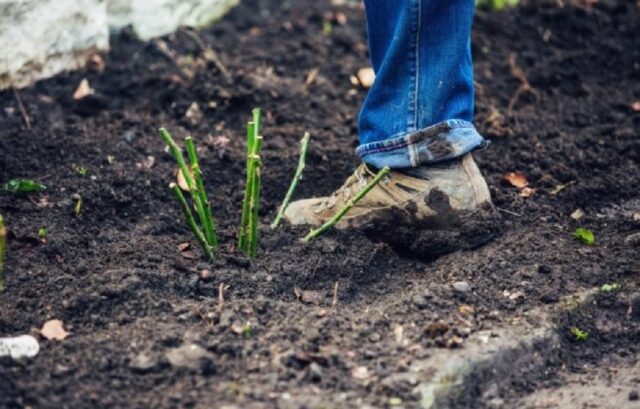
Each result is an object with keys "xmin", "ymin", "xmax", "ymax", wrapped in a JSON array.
[
  {"xmin": 414, "ymin": 0, "xmax": 421, "ymax": 132},
  {"xmin": 407, "ymin": 0, "xmax": 419, "ymax": 132}
]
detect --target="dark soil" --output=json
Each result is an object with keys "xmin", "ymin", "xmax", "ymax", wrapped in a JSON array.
[{"xmin": 1, "ymin": 0, "xmax": 639, "ymax": 407}]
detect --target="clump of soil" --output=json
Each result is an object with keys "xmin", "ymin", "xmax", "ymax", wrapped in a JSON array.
[{"xmin": 1, "ymin": 0, "xmax": 639, "ymax": 407}]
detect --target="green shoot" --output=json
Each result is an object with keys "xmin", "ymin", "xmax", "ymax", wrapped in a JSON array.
[
  {"xmin": 170, "ymin": 183, "xmax": 213, "ymax": 260},
  {"xmin": 570, "ymin": 327, "xmax": 589, "ymax": 342},
  {"xmin": 38, "ymin": 227, "xmax": 47, "ymax": 243},
  {"xmin": 271, "ymin": 132, "xmax": 311, "ymax": 229},
  {"xmin": 475, "ymin": 0, "xmax": 519, "ymax": 10},
  {"xmin": 600, "ymin": 283, "xmax": 621, "ymax": 293},
  {"xmin": 322, "ymin": 20, "xmax": 333, "ymax": 36},
  {"xmin": 0, "ymin": 215, "xmax": 5, "ymax": 292},
  {"xmin": 73, "ymin": 165, "xmax": 88, "ymax": 176},
  {"xmin": 74, "ymin": 196, "xmax": 83, "ymax": 217},
  {"xmin": 573, "ymin": 227, "xmax": 595, "ymax": 245},
  {"xmin": 1, "ymin": 179, "xmax": 46, "ymax": 194},
  {"xmin": 303, "ymin": 166, "xmax": 390, "ymax": 242},
  {"xmin": 238, "ymin": 108, "xmax": 263, "ymax": 258},
  {"xmin": 243, "ymin": 321, "xmax": 253, "ymax": 338},
  {"xmin": 160, "ymin": 128, "xmax": 217, "ymax": 259}
]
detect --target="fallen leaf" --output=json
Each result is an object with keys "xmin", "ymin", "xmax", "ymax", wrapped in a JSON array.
[
  {"xmin": 135, "ymin": 155, "xmax": 155, "ymax": 171},
  {"xmin": 352, "ymin": 366, "xmax": 370, "ymax": 380},
  {"xmin": 40, "ymin": 319, "xmax": 69, "ymax": 341},
  {"xmin": 177, "ymin": 242, "xmax": 190, "ymax": 251},
  {"xmin": 73, "ymin": 78, "xmax": 92, "ymax": 100},
  {"xmin": 357, "ymin": 68, "xmax": 375, "ymax": 88},
  {"xmin": 503, "ymin": 171, "xmax": 528, "ymax": 188},
  {"xmin": 176, "ymin": 168, "xmax": 193, "ymax": 191},
  {"xmin": 458, "ymin": 305, "xmax": 475, "ymax": 315},
  {"xmin": 185, "ymin": 102, "xmax": 203, "ymax": 124},
  {"xmin": 508, "ymin": 290, "xmax": 525, "ymax": 301},
  {"xmin": 548, "ymin": 180, "xmax": 576, "ymax": 195},
  {"xmin": 631, "ymin": 101, "xmax": 640, "ymax": 112},
  {"xmin": 180, "ymin": 251, "xmax": 195, "ymax": 259}
]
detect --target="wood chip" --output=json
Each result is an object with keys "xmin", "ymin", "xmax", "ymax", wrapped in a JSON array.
[
  {"xmin": 503, "ymin": 171, "xmax": 528, "ymax": 188},
  {"xmin": 73, "ymin": 78, "xmax": 92, "ymax": 100},
  {"xmin": 177, "ymin": 242, "xmax": 190, "ymax": 251},
  {"xmin": 40, "ymin": 319, "xmax": 70, "ymax": 341}
]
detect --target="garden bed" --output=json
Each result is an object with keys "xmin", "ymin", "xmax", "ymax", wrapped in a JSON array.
[{"xmin": 1, "ymin": 0, "xmax": 639, "ymax": 407}]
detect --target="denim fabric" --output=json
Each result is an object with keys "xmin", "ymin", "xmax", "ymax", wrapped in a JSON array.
[{"xmin": 358, "ymin": 0, "xmax": 486, "ymax": 168}]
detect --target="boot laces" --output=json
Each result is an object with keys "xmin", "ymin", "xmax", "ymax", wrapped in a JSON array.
[{"xmin": 315, "ymin": 165, "xmax": 370, "ymax": 213}]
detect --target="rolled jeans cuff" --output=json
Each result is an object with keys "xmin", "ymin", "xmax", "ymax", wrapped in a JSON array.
[{"xmin": 356, "ymin": 119, "xmax": 488, "ymax": 169}]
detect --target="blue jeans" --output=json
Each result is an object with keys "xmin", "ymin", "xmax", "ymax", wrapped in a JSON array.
[{"xmin": 357, "ymin": 0, "xmax": 487, "ymax": 169}]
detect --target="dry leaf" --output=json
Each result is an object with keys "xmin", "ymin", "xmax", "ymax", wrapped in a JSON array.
[
  {"xmin": 40, "ymin": 319, "xmax": 69, "ymax": 341},
  {"xmin": 305, "ymin": 68, "xmax": 320, "ymax": 87},
  {"xmin": 180, "ymin": 251, "xmax": 195, "ymax": 260},
  {"xmin": 519, "ymin": 187, "xmax": 536, "ymax": 197},
  {"xmin": 458, "ymin": 305, "xmax": 475, "ymax": 316},
  {"xmin": 357, "ymin": 68, "xmax": 375, "ymax": 88},
  {"xmin": 570, "ymin": 209, "xmax": 585, "ymax": 220},
  {"xmin": 176, "ymin": 168, "xmax": 193, "ymax": 191},
  {"xmin": 177, "ymin": 242, "xmax": 190, "ymax": 251},
  {"xmin": 135, "ymin": 155, "xmax": 155, "ymax": 171},
  {"xmin": 73, "ymin": 78, "xmax": 92, "ymax": 100},
  {"xmin": 185, "ymin": 102, "xmax": 203, "ymax": 124},
  {"xmin": 503, "ymin": 171, "xmax": 528, "ymax": 188},
  {"xmin": 632, "ymin": 101, "xmax": 640, "ymax": 112}
]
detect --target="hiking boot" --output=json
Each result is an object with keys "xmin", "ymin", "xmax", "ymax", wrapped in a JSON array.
[{"xmin": 284, "ymin": 153, "xmax": 499, "ymax": 255}]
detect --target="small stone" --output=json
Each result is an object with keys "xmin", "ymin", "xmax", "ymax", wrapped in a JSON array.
[
  {"xmin": 629, "ymin": 390, "xmax": 639, "ymax": 401},
  {"xmin": 368, "ymin": 332, "xmax": 381, "ymax": 343},
  {"xmin": 412, "ymin": 294, "xmax": 429, "ymax": 309},
  {"xmin": 624, "ymin": 233, "xmax": 640, "ymax": 247},
  {"xmin": 165, "ymin": 344, "xmax": 214, "ymax": 373},
  {"xmin": 129, "ymin": 351, "xmax": 160, "ymax": 374},
  {"xmin": 306, "ymin": 362, "xmax": 323, "ymax": 383},
  {"xmin": 570, "ymin": 208, "xmax": 585, "ymax": 220},
  {"xmin": 200, "ymin": 269, "xmax": 212, "ymax": 281},
  {"xmin": 452, "ymin": 281, "xmax": 471, "ymax": 293},
  {"xmin": 633, "ymin": 212, "xmax": 640, "ymax": 225}
]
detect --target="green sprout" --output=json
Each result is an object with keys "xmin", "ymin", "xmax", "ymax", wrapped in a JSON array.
[
  {"xmin": 573, "ymin": 227, "xmax": 595, "ymax": 245},
  {"xmin": 570, "ymin": 327, "xmax": 589, "ymax": 342},
  {"xmin": 271, "ymin": 132, "xmax": 311, "ymax": 229},
  {"xmin": 322, "ymin": 20, "xmax": 333, "ymax": 36},
  {"xmin": 475, "ymin": 0, "xmax": 519, "ymax": 10},
  {"xmin": 600, "ymin": 283, "xmax": 621, "ymax": 293},
  {"xmin": 242, "ymin": 321, "xmax": 253, "ymax": 339},
  {"xmin": 1, "ymin": 179, "xmax": 46, "ymax": 194},
  {"xmin": 160, "ymin": 129, "xmax": 218, "ymax": 260},
  {"xmin": 73, "ymin": 165, "xmax": 88, "ymax": 176},
  {"xmin": 74, "ymin": 196, "xmax": 83, "ymax": 217},
  {"xmin": 238, "ymin": 108, "xmax": 264, "ymax": 258},
  {"xmin": 38, "ymin": 227, "xmax": 47, "ymax": 243},
  {"xmin": 303, "ymin": 166, "xmax": 390, "ymax": 241},
  {"xmin": 0, "ymin": 215, "xmax": 5, "ymax": 292}
]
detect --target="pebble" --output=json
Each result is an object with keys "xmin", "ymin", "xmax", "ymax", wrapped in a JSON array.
[
  {"xmin": 129, "ymin": 351, "xmax": 160, "ymax": 374},
  {"xmin": 633, "ymin": 212, "xmax": 640, "ymax": 225},
  {"xmin": 412, "ymin": 294, "xmax": 430, "ymax": 309},
  {"xmin": 306, "ymin": 362, "xmax": 323, "ymax": 383},
  {"xmin": 624, "ymin": 232, "xmax": 640, "ymax": 247},
  {"xmin": 165, "ymin": 344, "xmax": 215, "ymax": 373},
  {"xmin": 368, "ymin": 332, "xmax": 381, "ymax": 343},
  {"xmin": 452, "ymin": 281, "xmax": 471, "ymax": 293}
]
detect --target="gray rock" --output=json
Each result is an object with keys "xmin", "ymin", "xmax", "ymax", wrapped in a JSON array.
[
  {"xmin": 624, "ymin": 232, "xmax": 640, "ymax": 247},
  {"xmin": 453, "ymin": 281, "xmax": 471, "ymax": 293},
  {"xmin": 0, "ymin": 0, "xmax": 109, "ymax": 89},
  {"xmin": 412, "ymin": 294, "xmax": 430, "ymax": 309},
  {"xmin": 107, "ymin": 0, "xmax": 239, "ymax": 40},
  {"xmin": 165, "ymin": 344, "xmax": 214, "ymax": 373}
]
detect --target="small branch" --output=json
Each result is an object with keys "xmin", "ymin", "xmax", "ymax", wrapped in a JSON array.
[
  {"xmin": 332, "ymin": 281, "xmax": 339, "ymax": 308},
  {"xmin": 303, "ymin": 166, "xmax": 390, "ymax": 242},
  {"xmin": 170, "ymin": 183, "xmax": 213, "ymax": 260},
  {"xmin": 496, "ymin": 207, "xmax": 521, "ymax": 217},
  {"xmin": 11, "ymin": 86, "xmax": 31, "ymax": 129},
  {"xmin": 271, "ymin": 132, "xmax": 311, "ymax": 228}
]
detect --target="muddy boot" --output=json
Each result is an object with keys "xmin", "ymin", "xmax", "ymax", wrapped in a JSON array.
[{"xmin": 284, "ymin": 153, "xmax": 500, "ymax": 256}]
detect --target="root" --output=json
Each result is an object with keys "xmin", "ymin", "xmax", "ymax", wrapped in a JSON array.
[{"xmin": 507, "ymin": 53, "xmax": 540, "ymax": 116}]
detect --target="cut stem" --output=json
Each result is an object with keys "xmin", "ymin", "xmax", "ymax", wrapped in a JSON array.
[
  {"xmin": 248, "ymin": 138, "xmax": 263, "ymax": 257},
  {"xmin": 170, "ymin": 183, "xmax": 213, "ymax": 260},
  {"xmin": 271, "ymin": 132, "xmax": 311, "ymax": 229},
  {"xmin": 303, "ymin": 166, "xmax": 390, "ymax": 242},
  {"xmin": 185, "ymin": 137, "xmax": 218, "ymax": 248},
  {"xmin": 238, "ymin": 108, "xmax": 263, "ymax": 257},
  {"xmin": 238, "ymin": 121, "xmax": 256, "ymax": 251},
  {"xmin": 0, "ymin": 214, "xmax": 5, "ymax": 292}
]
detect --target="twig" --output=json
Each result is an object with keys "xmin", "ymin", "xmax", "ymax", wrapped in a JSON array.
[
  {"xmin": 185, "ymin": 137, "xmax": 218, "ymax": 248},
  {"xmin": 271, "ymin": 132, "xmax": 311, "ymax": 228},
  {"xmin": 496, "ymin": 207, "xmax": 522, "ymax": 217},
  {"xmin": 332, "ymin": 281, "xmax": 339, "ymax": 308},
  {"xmin": 183, "ymin": 28, "xmax": 231, "ymax": 83},
  {"xmin": 217, "ymin": 282, "xmax": 226, "ymax": 312},
  {"xmin": 170, "ymin": 183, "xmax": 213, "ymax": 260},
  {"xmin": 507, "ymin": 53, "xmax": 540, "ymax": 116},
  {"xmin": 303, "ymin": 166, "xmax": 390, "ymax": 241},
  {"xmin": 11, "ymin": 86, "xmax": 31, "ymax": 129}
]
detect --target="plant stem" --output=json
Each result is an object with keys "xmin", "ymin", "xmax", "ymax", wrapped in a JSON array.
[
  {"xmin": 238, "ymin": 121, "xmax": 256, "ymax": 251},
  {"xmin": 170, "ymin": 183, "xmax": 213, "ymax": 260},
  {"xmin": 0, "ymin": 214, "xmax": 5, "ymax": 292},
  {"xmin": 271, "ymin": 132, "xmax": 310, "ymax": 229},
  {"xmin": 303, "ymin": 166, "xmax": 390, "ymax": 242},
  {"xmin": 185, "ymin": 137, "xmax": 218, "ymax": 248},
  {"xmin": 248, "ymin": 137, "xmax": 263, "ymax": 257}
]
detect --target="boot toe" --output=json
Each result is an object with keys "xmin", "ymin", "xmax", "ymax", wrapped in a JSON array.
[{"xmin": 283, "ymin": 198, "xmax": 325, "ymax": 226}]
